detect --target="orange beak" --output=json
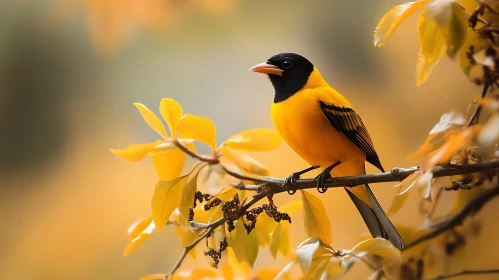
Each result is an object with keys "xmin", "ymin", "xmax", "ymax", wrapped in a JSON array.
[{"xmin": 249, "ymin": 62, "xmax": 283, "ymax": 77}]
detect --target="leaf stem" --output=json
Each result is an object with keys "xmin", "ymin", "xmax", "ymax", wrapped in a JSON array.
[{"xmin": 467, "ymin": 82, "xmax": 489, "ymax": 126}]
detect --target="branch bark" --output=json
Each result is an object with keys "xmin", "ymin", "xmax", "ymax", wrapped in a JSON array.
[{"xmin": 403, "ymin": 182, "xmax": 499, "ymax": 251}]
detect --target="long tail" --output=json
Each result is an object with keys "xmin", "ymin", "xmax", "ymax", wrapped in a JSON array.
[{"xmin": 345, "ymin": 184, "xmax": 405, "ymax": 250}]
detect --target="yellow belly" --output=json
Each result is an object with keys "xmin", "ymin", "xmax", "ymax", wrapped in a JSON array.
[{"xmin": 270, "ymin": 88, "xmax": 366, "ymax": 177}]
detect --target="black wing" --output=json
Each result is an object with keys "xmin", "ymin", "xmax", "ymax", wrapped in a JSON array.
[{"xmin": 320, "ymin": 101, "xmax": 384, "ymax": 172}]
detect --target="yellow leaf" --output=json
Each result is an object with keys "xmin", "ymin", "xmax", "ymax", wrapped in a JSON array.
[
  {"xmin": 229, "ymin": 219, "xmax": 259, "ymax": 267},
  {"xmin": 374, "ymin": 0, "xmax": 429, "ymax": 47},
  {"xmin": 151, "ymin": 148, "xmax": 187, "ymax": 181},
  {"xmin": 110, "ymin": 140, "xmax": 163, "ymax": 162},
  {"xmin": 301, "ymin": 190, "xmax": 332, "ymax": 244},
  {"xmin": 477, "ymin": 114, "xmax": 499, "ymax": 155},
  {"xmin": 274, "ymin": 261, "xmax": 295, "ymax": 280},
  {"xmin": 255, "ymin": 214, "xmax": 276, "ymax": 247},
  {"xmin": 177, "ymin": 113, "xmax": 216, "ymax": 149},
  {"xmin": 152, "ymin": 176, "xmax": 189, "ymax": 232},
  {"xmin": 387, "ymin": 172, "xmax": 421, "ymax": 216},
  {"xmin": 411, "ymin": 111, "xmax": 466, "ymax": 159},
  {"xmin": 270, "ymin": 222, "xmax": 291, "ymax": 258},
  {"xmin": 416, "ymin": 171, "xmax": 433, "ymax": 199},
  {"xmin": 219, "ymin": 257, "xmax": 234, "ymax": 280},
  {"xmin": 224, "ymin": 128, "xmax": 283, "ymax": 152},
  {"xmin": 421, "ymin": 126, "xmax": 481, "ymax": 171},
  {"xmin": 278, "ymin": 201, "xmax": 303, "ymax": 214},
  {"xmin": 350, "ymin": 238, "xmax": 401, "ymax": 262},
  {"xmin": 179, "ymin": 163, "xmax": 208, "ymax": 228},
  {"xmin": 459, "ymin": 29, "xmax": 490, "ymax": 83},
  {"xmin": 296, "ymin": 238, "xmax": 334, "ymax": 279},
  {"xmin": 159, "ymin": 98, "xmax": 183, "ymax": 136},
  {"xmin": 128, "ymin": 216, "xmax": 154, "ymax": 242},
  {"xmin": 255, "ymin": 267, "xmax": 283, "ymax": 280},
  {"xmin": 426, "ymin": 0, "xmax": 468, "ymax": 57},
  {"xmin": 227, "ymin": 247, "xmax": 252, "ymax": 276},
  {"xmin": 189, "ymin": 268, "xmax": 219, "ymax": 279},
  {"xmin": 123, "ymin": 218, "xmax": 155, "ymax": 256},
  {"xmin": 139, "ymin": 274, "xmax": 167, "ymax": 280},
  {"xmin": 325, "ymin": 257, "xmax": 347, "ymax": 278},
  {"xmin": 416, "ymin": 7, "xmax": 448, "ymax": 86},
  {"xmin": 221, "ymin": 147, "xmax": 269, "ymax": 176},
  {"xmin": 175, "ymin": 226, "xmax": 199, "ymax": 260},
  {"xmin": 134, "ymin": 103, "xmax": 168, "ymax": 139}
]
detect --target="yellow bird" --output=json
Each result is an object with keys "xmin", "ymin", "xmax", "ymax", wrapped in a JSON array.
[{"xmin": 250, "ymin": 53, "xmax": 404, "ymax": 249}]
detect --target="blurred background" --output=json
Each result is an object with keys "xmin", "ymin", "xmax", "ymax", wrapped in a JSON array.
[{"xmin": 1, "ymin": 0, "xmax": 497, "ymax": 279}]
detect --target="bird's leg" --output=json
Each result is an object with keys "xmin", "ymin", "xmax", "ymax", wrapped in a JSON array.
[
  {"xmin": 313, "ymin": 161, "xmax": 341, "ymax": 193},
  {"xmin": 284, "ymin": 166, "xmax": 320, "ymax": 195}
]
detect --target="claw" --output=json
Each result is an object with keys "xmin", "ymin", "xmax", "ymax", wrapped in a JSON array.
[
  {"xmin": 282, "ymin": 166, "xmax": 320, "ymax": 196},
  {"xmin": 315, "ymin": 161, "xmax": 341, "ymax": 194}
]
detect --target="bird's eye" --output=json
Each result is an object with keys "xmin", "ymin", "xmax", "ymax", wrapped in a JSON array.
[{"xmin": 282, "ymin": 60, "xmax": 292, "ymax": 69}]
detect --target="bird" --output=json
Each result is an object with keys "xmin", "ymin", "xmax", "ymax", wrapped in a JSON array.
[{"xmin": 249, "ymin": 52, "xmax": 404, "ymax": 250}]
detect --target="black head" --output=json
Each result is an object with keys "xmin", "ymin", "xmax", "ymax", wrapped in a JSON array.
[{"xmin": 250, "ymin": 53, "xmax": 314, "ymax": 103}]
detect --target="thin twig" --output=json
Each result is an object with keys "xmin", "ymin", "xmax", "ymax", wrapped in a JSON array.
[
  {"xmin": 467, "ymin": 83, "xmax": 489, "ymax": 126},
  {"xmin": 168, "ymin": 218, "xmax": 224, "ymax": 277},
  {"xmin": 168, "ymin": 191, "xmax": 268, "ymax": 277},
  {"xmin": 426, "ymin": 269, "xmax": 499, "ymax": 280},
  {"xmin": 173, "ymin": 139, "xmax": 219, "ymax": 164},
  {"xmin": 403, "ymin": 183, "xmax": 499, "ymax": 251}
]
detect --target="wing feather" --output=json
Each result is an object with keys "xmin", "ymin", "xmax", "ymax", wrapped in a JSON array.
[{"xmin": 320, "ymin": 101, "xmax": 384, "ymax": 172}]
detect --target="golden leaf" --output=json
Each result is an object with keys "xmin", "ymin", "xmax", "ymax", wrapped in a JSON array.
[
  {"xmin": 278, "ymin": 200, "xmax": 303, "ymax": 214},
  {"xmin": 387, "ymin": 172, "xmax": 421, "ymax": 216},
  {"xmin": 426, "ymin": 0, "xmax": 468, "ymax": 57},
  {"xmin": 189, "ymin": 268, "xmax": 219, "ymax": 279},
  {"xmin": 301, "ymin": 190, "xmax": 332, "ymax": 244},
  {"xmin": 159, "ymin": 98, "xmax": 183, "ymax": 136},
  {"xmin": 178, "ymin": 163, "xmax": 208, "ymax": 228},
  {"xmin": 477, "ymin": 114, "xmax": 499, "ymax": 156},
  {"xmin": 255, "ymin": 216, "xmax": 274, "ymax": 247},
  {"xmin": 270, "ymin": 222, "xmax": 291, "ymax": 258},
  {"xmin": 229, "ymin": 219, "xmax": 259, "ymax": 267},
  {"xmin": 128, "ymin": 216, "xmax": 154, "ymax": 242},
  {"xmin": 221, "ymin": 147, "xmax": 269, "ymax": 176},
  {"xmin": 374, "ymin": 0, "xmax": 429, "ymax": 47},
  {"xmin": 152, "ymin": 176, "xmax": 189, "ymax": 232},
  {"xmin": 224, "ymin": 128, "xmax": 283, "ymax": 152},
  {"xmin": 412, "ymin": 111, "xmax": 466, "ymax": 159},
  {"xmin": 123, "ymin": 218, "xmax": 155, "ymax": 256},
  {"xmin": 274, "ymin": 261, "xmax": 295, "ymax": 280},
  {"xmin": 139, "ymin": 274, "xmax": 167, "ymax": 280},
  {"xmin": 421, "ymin": 126, "xmax": 481, "ymax": 171},
  {"xmin": 151, "ymin": 148, "xmax": 187, "ymax": 181},
  {"xmin": 416, "ymin": 7, "xmax": 448, "ymax": 86},
  {"xmin": 175, "ymin": 226, "xmax": 199, "ymax": 260},
  {"xmin": 177, "ymin": 113, "xmax": 217, "ymax": 149},
  {"xmin": 110, "ymin": 140, "xmax": 163, "ymax": 162},
  {"xmin": 350, "ymin": 238, "xmax": 401, "ymax": 262},
  {"xmin": 134, "ymin": 103, "xmax": 168, "ymax": 139},
  {"xmin": 296, "ymin": 238, "xmax": 335, "ymax": 279}
]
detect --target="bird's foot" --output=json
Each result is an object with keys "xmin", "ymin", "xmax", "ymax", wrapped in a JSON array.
[
  {"xmin": 283, "ymin": 166, "xmax": 320, "ymax": 195},
  {"xmin": 313, "ymin": 161, "xmax": 341, "ymax": 193},
  {"xmin": 283, "ymin": 172, "xmax": 301, "ymax": 195}
]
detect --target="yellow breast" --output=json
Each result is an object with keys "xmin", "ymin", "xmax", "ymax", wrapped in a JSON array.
[{"xmin": 270, "ymin": 86, "xmax": 366, "ymax": 177}]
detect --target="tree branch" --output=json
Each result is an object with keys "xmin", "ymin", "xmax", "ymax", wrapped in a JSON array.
[
  {"xmin": 426, "ymin": 269, "xmax": 499, "ymax": 280},
  {"xmin": 403, "ymin": 182, "xmax": 499, "ymax": 251}
]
